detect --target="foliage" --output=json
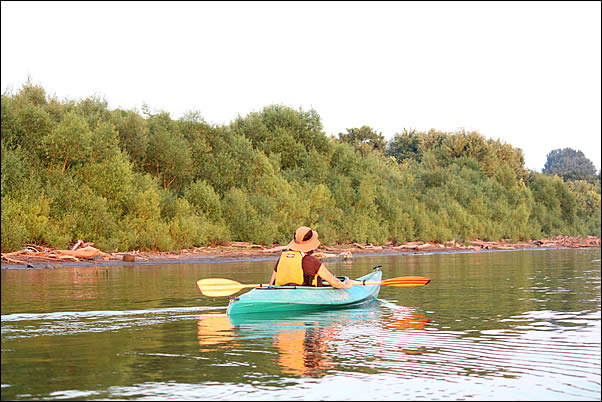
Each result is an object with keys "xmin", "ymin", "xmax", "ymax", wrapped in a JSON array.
[
  {"xmin": 337, "ymin": 125, "xmax": 385, "ymax": 157},
  {"xmin": 543, "ymin": 148, "xmax": 598, "ymax": 182},
  {"xmin": 145, "ymin": 112, "xmax": 193, "ymax": 191},
  {"xmin": 385, "ymin": 128, "xmax": 422, "ymax": 163},
  {"xmin": 1, "ymin": 83, "xmax": 599, "ymax": 252}
]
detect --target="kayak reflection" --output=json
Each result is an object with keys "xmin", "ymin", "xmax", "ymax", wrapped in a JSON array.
[
  {"xmin": 271, "ymin": 321, "xmax": 334, "ymax": 377},
  {"xmin": 197, "ymin": 302, "xmax": 430, "ymax": 377},
  {"xmin": 196, "ymin": 313, "xmax": 237, "ymax": 352},
  {"xmin": 230, "ymin": 304, "xmax": 382, "ymax": 378}
]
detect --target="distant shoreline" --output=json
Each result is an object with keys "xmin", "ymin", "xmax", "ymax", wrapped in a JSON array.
[{"xmin": 1, "ymin": 236, "xmax": 599, "ymax": 270}]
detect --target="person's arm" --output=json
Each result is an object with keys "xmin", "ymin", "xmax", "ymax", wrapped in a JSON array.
[
  {"xmin": 269, "ymin": 270, "xmax": 277, "ymax": 286},
  {"xmin": 317, "ymin": 265, "xmax": 352, "ymax": 289}
]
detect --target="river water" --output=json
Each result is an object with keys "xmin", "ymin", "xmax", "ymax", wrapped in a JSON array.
[{"xmin": 1, "ymin": 248, "xmax": 600, "ymax": 400}]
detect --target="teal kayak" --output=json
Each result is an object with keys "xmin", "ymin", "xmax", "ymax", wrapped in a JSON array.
[{"xmin": 226, "ymin": 267, "xmax": 382, "ymax": 316}]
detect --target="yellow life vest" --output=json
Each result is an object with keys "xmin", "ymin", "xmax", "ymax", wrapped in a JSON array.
[
  {"xmin": 275, "ymin": 250, "xmax": 320, "ymax": 286},
  {"xmin": 275, "ymin": 250, "xmax": 305, "ymax": 286}
]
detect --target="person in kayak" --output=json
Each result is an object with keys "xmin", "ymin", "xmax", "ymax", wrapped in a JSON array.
[{"xmin": 269, "ymin": 226, "xmax": 353, "ymax": 289}]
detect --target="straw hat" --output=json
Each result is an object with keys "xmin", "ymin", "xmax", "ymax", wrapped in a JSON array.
[{"xmin": 287, "ymin": 226, "xmax": 320, "ymax": 252}]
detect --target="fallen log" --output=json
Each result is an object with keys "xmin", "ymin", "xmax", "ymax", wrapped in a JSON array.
[
  {"xmin": 353, "ymin": 243, "xmax": 374, "ymax": 249},
  {"xmin": 1, "ymin": 250, "xmax": 28, "ymax": 257},
  {"xmin": 416, "ymin": 243, "xmax": 434, "ymax": 250},
  {"xmin": 321, "ymin": 246, "xmax": 344, "ymax": 252},
  {"xmin": 314, "ymin": 250, "xmax": 353, "ymax": 261},
  {"xmin": 313, "ymin": 252, "xmax": 337, "ymax": 259},
  {"xmin": 53, "ymin": 246, "xmax": 110, "ymax": 259},
  {"xmin": 512, "ymin": 243, "xmax": 535, "ymax": 248},
  {"xmin": 391, "ymin": 244, "xmax": 420, "ymax": 250},
  {"xmin": 261, "ymin": 245, "xmax": 287, "ymax": 253},
  {"xmin": 231, "ymin": 242, "xmax": 266, "ymax": 249},
  {"xmin": 23, "ymin": 251, "xmax": 53, "ymax": 257},
  {"xmin": 48, "ymin": 254, "xmax": 80, "ymax": 262},
  {"xmin": 24, "ymin": 244, "xmax": 51, "ymax": 252},
  {"xmin": 1, "ymin": 255, "xmax": 29, "ymax": 265},
  {"xmin": 71, "ymin": 240, "xmax": 84, "ymax": 250}
]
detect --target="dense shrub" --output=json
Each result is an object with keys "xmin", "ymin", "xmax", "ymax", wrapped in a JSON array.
[{"xmin": 1, "ymin": 82, "xmax": 599, "ymax": 252}]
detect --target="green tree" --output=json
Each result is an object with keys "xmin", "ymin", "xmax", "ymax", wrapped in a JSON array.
[
  {"xmin": 386, "ymin": 128, "xmax": 422, "ymax": 163},
  {"xmin": 110, "ymin": 109, "xmax": 149, "ymax": 169},
  {"xmin": 42, "ymin": 111, "xmax": 92, "ymax": 172},
  {"xmin": 337, "ymin": 125, "xmax": 385, "ymax": 157},
  {"xmin": 543, "ymin": 148, "xmax": 597, "ymax": 181},
  {"xmin": 76, "ymin": 96, "xmax": 111, "ymax": 129},
  {"xmin": 2, "ymin": 81, "xmax": 600, "ymax": 252},
  {"xmin": 1, "ymin": 95, "xmax": 19, "ymax": 150},
  {"xmin": 144, "ymin": 112, "xmax": 193, "ymax": 191},
  {"xmin": 183, "ymin": 179, "xmax": 223, "ymax": 222},
  {"xmin": 231, "ymin": 105, "xmax": 330, "ymax": 171},
  {"xmin": 567, "ymin": 180, "xmax": 601, "ymax": 236}
]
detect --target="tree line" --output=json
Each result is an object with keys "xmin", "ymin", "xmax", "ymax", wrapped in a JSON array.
[{"xmin": 1, "ymin": 82, "xmax": 600, "ymax": 252}]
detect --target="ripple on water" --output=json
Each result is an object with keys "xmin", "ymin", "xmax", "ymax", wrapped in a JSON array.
[
  {"xmin": 0, "ymin": 306, "xmax": 223, "ymax": 339},
  {"xmin": 1, "ymin": 248, "xmax": 600, "ymax": 401}
]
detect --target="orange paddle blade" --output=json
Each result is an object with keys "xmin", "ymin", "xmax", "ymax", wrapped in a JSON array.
[
  {"xmin": 381, "ymin": 276, "xmax": 430, "ymax": 287},
  {"xmin": 353, "ymin": 276, "xmax": 430, "ymax": 287}
]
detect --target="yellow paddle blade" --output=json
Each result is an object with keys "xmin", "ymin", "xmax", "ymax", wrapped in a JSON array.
[{"xmin": 196, "ymin": 278, "xmax": 259, "ymax": 297}]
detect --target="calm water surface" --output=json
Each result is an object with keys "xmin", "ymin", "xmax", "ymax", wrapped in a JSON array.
[{"xmin": 1, "ymin": 248, "xmax": 600, "ymax": 400}]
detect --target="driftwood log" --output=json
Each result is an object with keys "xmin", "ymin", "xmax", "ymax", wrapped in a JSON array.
[
  {"xmin": 1, "ymin": 245, "xmax": 111, "ymax": 265},
  {"xmin": 2, "ymin": 236, "xmax": 599, "ymax": 268},
  {"xmin": 230, "ymin": 242, "xmax": 266, "ymax": 249},
  {"xmin": 53, "ymin": 246, "xmax": 111, "ymax": 259}
]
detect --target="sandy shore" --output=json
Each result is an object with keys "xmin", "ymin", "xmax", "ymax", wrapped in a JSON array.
[{"xmin": 1, "ymin": 236, "xmax": 599, "ymax": 270}]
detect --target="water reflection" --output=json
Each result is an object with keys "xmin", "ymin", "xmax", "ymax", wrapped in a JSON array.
[
  {"xmin": 385, "ymin": 307, "xmax": 430, "ymax": 331},
  {"xmin": 272, "ymin": 322, "xmax": 334, "ymax": 377},
  {"xmin": 194, "ymin": 296, "xmax": 599, "ymax": 399},
  {"xmin": 196, "ymin": 313, "xmax": 236, "ymax": 352},
  {"xmin": 196, "ymin": 303, "xmax": 432, "ymax": 378},
  {"xmin": 2, "ymin": 248, "xmax": 600, "ymax": 401}
]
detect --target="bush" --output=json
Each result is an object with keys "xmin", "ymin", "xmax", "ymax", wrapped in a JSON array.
[{"xmin": 1, "ymin": 82, "xmax": 600, "ymax": 252}]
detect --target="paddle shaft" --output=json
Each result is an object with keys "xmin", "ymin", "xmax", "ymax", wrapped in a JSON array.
[
  {"xmin": 352, "ymin": 280, "xmax": 392, "ymax": 285},
  {"xmin": 197, "ymin": 275, "xmax": 430, "ymax": 297}
]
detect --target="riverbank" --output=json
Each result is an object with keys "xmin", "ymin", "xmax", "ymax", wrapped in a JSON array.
[{"xmin": 1, "ymin": 235, "xmax": 599, "ymax": 270}]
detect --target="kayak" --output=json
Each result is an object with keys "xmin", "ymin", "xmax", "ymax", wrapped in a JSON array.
[{"xmin": 226, "ymin": 267, "xmax": 382, "ymax": 316}]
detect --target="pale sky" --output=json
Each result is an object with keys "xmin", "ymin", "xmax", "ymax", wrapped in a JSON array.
[{"xmin": 2, "ymin": 1, "xmax": 601, "ymax": 172}]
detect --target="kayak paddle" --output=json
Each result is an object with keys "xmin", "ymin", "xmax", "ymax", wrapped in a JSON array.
[
  {"xmin": 352, "ymin": 276, "xmax": 430, "ymax": 287},
  {"xmin": 196, "ymin": 276, "xmax": 430, "ymax": 297}
]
